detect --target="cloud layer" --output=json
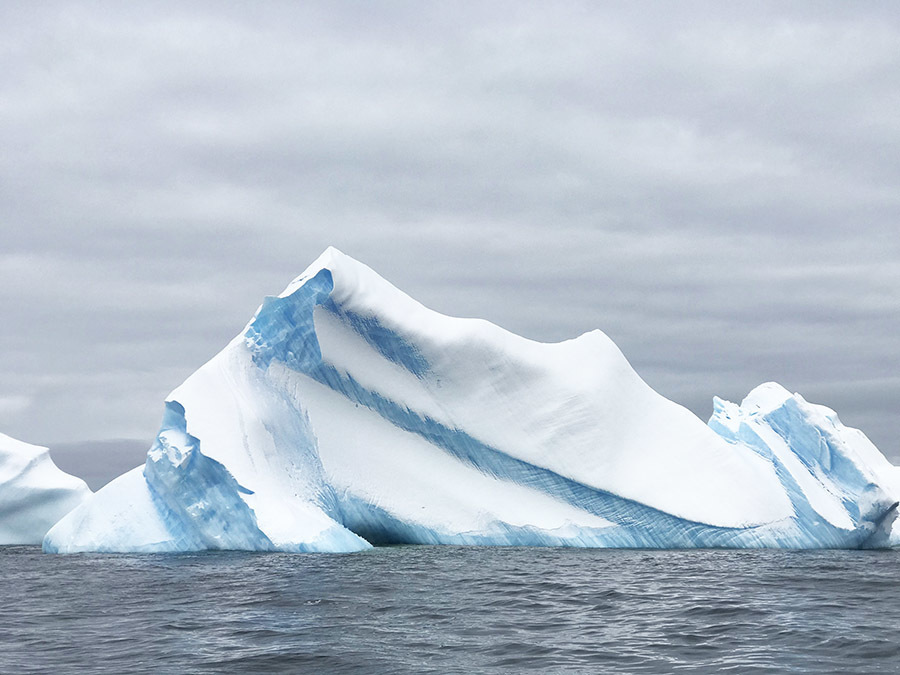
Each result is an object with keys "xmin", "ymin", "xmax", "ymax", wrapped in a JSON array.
[{"xmin": 2, "ymin": 2, "xmax": 899, "ymax": 462}]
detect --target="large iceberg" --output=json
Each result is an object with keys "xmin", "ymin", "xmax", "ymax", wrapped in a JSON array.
[
  {"xmin": 44, "ymin": 248, "xmax": 900, "ymax": 553},
  {"xmin": 1, "ymin": 432, "xmax": 91, "ymax": 544}
]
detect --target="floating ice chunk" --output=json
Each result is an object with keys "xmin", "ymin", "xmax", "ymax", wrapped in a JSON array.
[{"xmin": 0, "ymin": 432, "xmax": 90, "ymax": 544}]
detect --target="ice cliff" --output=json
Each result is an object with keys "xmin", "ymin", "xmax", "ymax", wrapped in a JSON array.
[
  {"xmin": 0, "ymin": 432, "xmax": 91, "ymax": 544},
  {"xmin": 43, "ymin": 248, "xmax": 900, "ymax": 553}
]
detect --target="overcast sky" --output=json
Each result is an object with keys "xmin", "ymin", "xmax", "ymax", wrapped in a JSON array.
[{"xmin": 2, "ymin": 1, "xmax": 899, "ymax": 469}]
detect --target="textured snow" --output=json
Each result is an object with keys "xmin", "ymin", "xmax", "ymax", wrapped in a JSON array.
[
  {"xmin": 43, "ymin": 248, "xmax": 900, "ymax": 553},
  {"xmin": 0, "ymin": 432, "xmax": 91, "ymax": 544}
]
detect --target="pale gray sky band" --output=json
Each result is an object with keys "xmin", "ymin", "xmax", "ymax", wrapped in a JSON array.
[{"xmin": 2, "ymin": 2, "xmax": 899, "ymax": 472}]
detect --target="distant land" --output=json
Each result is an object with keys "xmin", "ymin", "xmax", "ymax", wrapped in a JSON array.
[{"xmin": 49, "ymin": 440, "xmax": 148, "ymax": 491}]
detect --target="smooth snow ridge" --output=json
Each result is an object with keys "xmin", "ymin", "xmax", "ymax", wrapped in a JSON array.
[
  {"xmin": 43, "ymin": 247, "xmax": 900, "ymax": 553},
  {"xmin": 0, "ymin": 432, "xmax": 91, "ymax": 544}
]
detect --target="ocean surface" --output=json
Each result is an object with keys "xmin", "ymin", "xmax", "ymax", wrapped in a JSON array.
[{"xmin": 1, "ymin": 546, "xmax": 898, "ymax": 674}]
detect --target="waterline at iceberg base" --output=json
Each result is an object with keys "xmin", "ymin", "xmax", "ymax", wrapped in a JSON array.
[{"xmin": 44, "ymin": 248, "xmax": 900, "ymax": 553}]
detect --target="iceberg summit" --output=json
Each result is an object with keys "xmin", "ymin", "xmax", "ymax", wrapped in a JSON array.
[{"xmin": 44, "ymin": 248, "xmax": 900, "ymax": 553}]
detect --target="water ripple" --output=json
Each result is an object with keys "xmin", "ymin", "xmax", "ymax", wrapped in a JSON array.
[{"xmin": 0, "ymin": 546, "xmax": 898, "ymax": 673}]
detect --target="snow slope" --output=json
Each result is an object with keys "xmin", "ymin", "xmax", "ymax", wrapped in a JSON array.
[
  {"xmin": 43, "ymin": 248, "xmax": 900, "ymax": 552},
  {"xmin": 0, "ymin": 432, "xmax": 91, "ymax": 544}
]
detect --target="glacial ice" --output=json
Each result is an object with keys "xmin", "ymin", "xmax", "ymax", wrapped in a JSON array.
[
  {"xmin": 710, "ymin": 384, "xmax": 899, "ymax": 548},
  {"xmin": 43, "ymin": 248, "xmax": 900, "ymax": 553},
  {"xmin": 0, "ymin": 432, "xmax": 91, "ymax": 544}
]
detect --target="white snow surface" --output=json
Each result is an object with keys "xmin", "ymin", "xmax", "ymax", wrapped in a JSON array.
[
  {"xmin": 0, "ymin": 432, "xmax": 91, "ymax": 544},
  {"xmin": 43, "ymin": 247, "xmax": 900, "ymax": 553},
  {"xmin": 45, "ymin": 467, "xmax": 173, "ymax": 553},
  {"xmin": 297, "ymin": 248, "xmax": 789, "ymax": 528}
]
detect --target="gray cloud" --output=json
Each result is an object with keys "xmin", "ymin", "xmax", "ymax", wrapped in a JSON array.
[{"xmin": 2, "ymin": 1, "xmax": 899, "ymax": 469}]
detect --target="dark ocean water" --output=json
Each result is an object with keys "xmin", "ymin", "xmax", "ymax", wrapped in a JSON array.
[{"xmin": 1, "ymin": 546, "xmax": 898, "ymax": 674}]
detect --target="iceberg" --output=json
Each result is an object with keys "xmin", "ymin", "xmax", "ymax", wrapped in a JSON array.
[
  {"xmin": 710, "ymin": 383, "xmax": 899, "ymax": 548},
  {"xmin": 44, "ymin": 248, "xmax": 900, "ymax": 553},
  {"xmin": 0, "ymin": 432, "xmax": 91, "ymax": 544}
]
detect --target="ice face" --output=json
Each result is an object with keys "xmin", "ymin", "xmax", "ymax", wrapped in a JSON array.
[
  {"xmin": 710, "ymin": 383, "xmax": 898, "ymax": 548},
  {"xmin": 44, "ymin": 399, "xmax": 367, "ymax": 554},
  {"xmin": 42, "ymin": 248, "xmax": 900, "ymax": 553},
  {"xmin": 0, "ymin": 432, "xmax": 91, "ymax": 545}
]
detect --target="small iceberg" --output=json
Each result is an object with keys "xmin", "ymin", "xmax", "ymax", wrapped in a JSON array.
[{"xmin": 1, "ymin": 432, "xmax": 91, "ymax": 545}]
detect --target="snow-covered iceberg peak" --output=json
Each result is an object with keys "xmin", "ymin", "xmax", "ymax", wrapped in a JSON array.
[
  {"xmin": 44, "ymin": 248, "xmax": 900, "ymax": 553},
  {"xmin": 245, "ymin": 248, "xmax": 789, "ymax": 527},
  {"xmin": 0, "ymin": 432, "xmax": 91, "ymax": 544},
  {"xmin": 710, "ymin": 383, "xmax": 899, "ymax": 548}
]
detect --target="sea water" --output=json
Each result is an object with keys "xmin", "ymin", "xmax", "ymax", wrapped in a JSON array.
[{"xmin": 1, "ymin": 546, "xmax": 898, "ymax": 673}]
